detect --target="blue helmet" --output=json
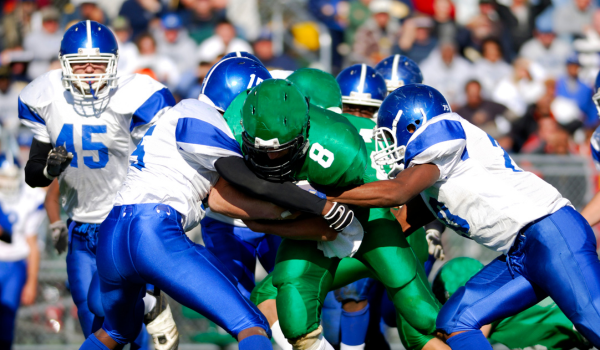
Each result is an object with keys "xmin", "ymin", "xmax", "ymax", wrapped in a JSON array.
[
  {"xmin": 372, "ymin": 84, "xmax": 451, "ymax": 177},
  {"xmin": 222, "ymin": 51, "xmax": 263, "ymax": 65},
  {"xmin": 336, "ymin": 64, "xmax": 387, "ymax": 107},
  {"xmin": 375, "ymin": 54, "xmax": 423, "ymax": 92},
  {"xmin": 0, "ymin": 151, "xmax": 21, "ymax": 197},
  {"xmin": 59, "ymin": 20, "xmax": 119, "ymax": 99},
  {"xmin": 199, "ymin": 57, "xmax": 272, "ymax": 112},
  {"xmin": 593, "ymin": 70, "xmax": 600, "ymax": 116}
]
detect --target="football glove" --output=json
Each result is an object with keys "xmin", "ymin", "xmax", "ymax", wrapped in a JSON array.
[
  {"xmin": 323, "ymin": 202, "xmax": 354, "ymax": 232},
  {"xmin": 45, "ymin": 146, "xmax": 73, "ymax": 178},
  {"xmin": 425, "ymin": 221, "xmax": 445, "ymax": 260},
  {"xmin": 50, "ymin": 220, "xmax": 68, "ymax": 254}
]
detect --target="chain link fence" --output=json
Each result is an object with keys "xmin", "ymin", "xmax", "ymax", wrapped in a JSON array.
[{"xmin": 13, "ymin": 154, "xmax": 598, "ymax": 349}]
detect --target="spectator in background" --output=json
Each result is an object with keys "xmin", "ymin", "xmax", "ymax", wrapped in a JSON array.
[
  {"xmin": 397, "ymin": 15, "xmax": 438, "ymax": 64},
  {"xmin": 134, "ymin": 32, "xmax": 180, "ymax": 89},
  {"xmin": 61, "ymin": 0, "xmax": 107, "ymax": 27},
  {"xmin": 226, "ymin": 0, "xmax": 261, "ymax": 42},
  {"xmin": 352, "ymin": 0, "xmax": 402, "ymax": 65},
  {"xmin": 494, "ymin": 0, "xmax": 551, "ymax": 55},
  {"xmin": 23, "ymin": 6, "xmax": 62, "ymax": 80},
  {"xmin": 111, "ymin": 16, "xmax": 139, "ymax": 76},
  {"xmin": 473, "ymin": 37, "xmax": 512, "ymax": 97},
  {"xmin": 555, "ymin": 55, "xmax": 597, "ymax": 128},
  {"xmin": 253, "ymin": 30, "xmax": 298, "ymax": 71},
  {"xmin": 155, "ymin": 13, "xmax": 197, "ymax": 73},
  {"xmin": 197, "ymin": 19, "xmax": 252, "ymax": 64},
  {"xmin": 460, "ymin": 0, "xmax": 511, "ymax": 62},
  {"xmin": 420, "ymin": 40, "xmax": 473, "ymax": 108},
  {"xmin": 493, "ymin": 57, "xmax": 546, "ymax": 118},
  {"xmin": 457, "ymin": 79, "xmax": 515, "ymax": 145},
  {"xmin": 345, "ymin": 0, "xmax": 371, "ymax": 48},
  {"xmin": 175, "ymin": 57, "xmax": 216, "ymax": 100},
  {"xmin": 1, "ymin": 0, "xmax": 38, "ymax": 50},
  {"xmin": 519, "ymin": 23, "xmax": 572, "ymax": 78},
  {"xmin": 0, "ymin": 66, "xmax": 21, "ymax": 134},
  {"xmin": 119, "ymin": 0, "xmax": 163, "ymax": 39},
  {"xmin": 183, "ymin": 0, "xmax": 225, "ymax": 44},
  {"xmin": 553, "ymin": 0, "xmax": 595, "ymax": 39}
]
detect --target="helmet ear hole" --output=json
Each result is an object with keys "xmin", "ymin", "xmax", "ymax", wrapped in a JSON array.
[
  {"xmin": 407, "ymin": 124, "xmax": 416, "ymax": 133},
  {"xmin": 415, "ymin": 119, "xmax": 421, "ymax": 125}
]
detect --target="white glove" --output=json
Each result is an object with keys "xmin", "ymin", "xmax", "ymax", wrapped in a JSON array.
[
  {"xmin": 50, "ymin": 220, "xmax": 68, "ymax": 254},
  {"xmin": 425, "ymin": 228, "xmax": 445, "ymax": 260},
  {"xmin": 317, "ymin": 216, "xmax": 364, "ymax": 258}
]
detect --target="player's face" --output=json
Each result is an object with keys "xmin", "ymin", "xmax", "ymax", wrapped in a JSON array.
[
  {"xmin": 267, "ymin": 148, "xmax": 291, "ymax": 160},
  {"xmin": 343, "ymin": 104, "xmax": 378, "ymax": 119},
  {"xmin": 71, "ymin": 62, "xmax": 108, "ymax": 75}
]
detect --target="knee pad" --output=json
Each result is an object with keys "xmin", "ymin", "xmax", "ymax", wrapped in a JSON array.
[
  {"xmin": 289, "ymin": 325, "xmax": 324, "ymax": 350},
  {"xmin": 277, "ymin": 283, "xmax": 315, "ymax": 339}
]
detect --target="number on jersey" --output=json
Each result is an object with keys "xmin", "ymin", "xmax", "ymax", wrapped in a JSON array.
[
  {"xmin": 247, "ymin": 74, "xmax": 264, "ymax": 89},
  {"xmin": 309, "ymin": 143, "xmax": 334, "ymax": 168},
  {"xmin": 56, "ymin": 124, "xmax": 109, "ymax": 169}
]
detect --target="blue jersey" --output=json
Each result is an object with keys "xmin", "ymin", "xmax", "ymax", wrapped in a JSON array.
[{"xmin": 19, "ymin": 70, "xmax": 175, "ymax": 223}]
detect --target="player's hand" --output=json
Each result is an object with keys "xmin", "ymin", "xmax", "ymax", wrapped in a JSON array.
[
  {"xmin": 425, "ymin": 228, "xmax": 444, "ymax": 260},
  {"xmin": 21, "ymin": 282, "xmax": 37, "ymax": 305},
  {"xmin": 45, "ymin": 146, "xmax": 73, "ymax": 178},
  {"xmin": 323, "ymin": 202, "xmax": 354, "ymax": 232},
  {"xmin": 50, "ymin": 220, "xmax": 68, "ymax": 254}
]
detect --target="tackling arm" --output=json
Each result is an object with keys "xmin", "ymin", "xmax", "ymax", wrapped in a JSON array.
[
  {"xmin": 327, "ymin": 164, "xmax": 440, "ymax": 208},
  {"xmin": 243, "ymin": 216, "xmax": 338, "ymax": 241},
  {"xmin": 581, "ymin": 191, "xmax": 600, "ymax": 227},
  {"xmin": 391, "ymin": 196, "xmax": 436, "ymax": 236}
]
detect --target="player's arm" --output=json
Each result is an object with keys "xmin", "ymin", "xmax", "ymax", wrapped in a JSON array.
[
  {"xmin": 208, "ymin": 178, "xmax": 296, "ymax": 220},
  {"xmin": 215, "ymin": 156, "xmax": 334, "ymax": 216},
  {"xmin": 45, "ymin": 179, "xmax": 68, "ymax": 254},
  {"xmin": 327, "ymin": 163, "xmax": 440, "ymax": 208},
  {"xmin": 243, "ymin": 216, "xmax": 338, "ymax": 241},
  {"xmin": 25, "ymin": 139, "xmax": 73, "ymax": 188},
  {"xmin": 581, "ymin": 191, "xmax": 600, "ymax": 227},
  {"xmin": 391, "ymin": 196, "xmax": 436, "ymax": 236},
  {"xmin": 21, "ymin": 234, "xmax": 39, "ymax": 305}
]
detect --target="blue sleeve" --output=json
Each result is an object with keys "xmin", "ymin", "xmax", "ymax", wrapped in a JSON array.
[
  {"xmin": 130, "ymin": 88, "xmax": 176, "ymax": 132},
  {"xmin": 18, "ymin": 98, "xmax": 45, "ymax": 125},
  {"xmin": 404, "ymin": 119, "xmax": 466, "ymax": 167},
  {"xmin": 175, "ymin": 117, "xmax": 242, "ymax": 156},
  {"xmin": 0, "ymin": 203, "xmax": 13, "ymax": 243}
]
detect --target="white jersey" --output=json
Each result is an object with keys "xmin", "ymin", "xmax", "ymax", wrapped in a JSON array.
[
  {"xmin": 19, "ymin": 69, "xmax": 174, "ymax": 223},
  {"xmin": 405, "ymin": 113, "xmax": 571, "ymax": 254},
  {"xmin": 0, "ymin": 185, "xmax": 46, "ymax": 262},
  {"xmin": 115, "ymin": 99, "xmax": 243, "ymax": 231}
]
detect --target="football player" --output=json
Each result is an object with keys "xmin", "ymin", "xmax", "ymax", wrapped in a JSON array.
[
  {"xmin": 581, "ymin": 71, "xmax": 600, "ymax": 226},
  {"xmin": 18, "ymin": 20, "xmax": 178, "ymax": 349},
  {"xmin": 0, "ymin": 151, "xmax": 46, "ymax": 349},
  {"xmin": 432, "ymin": 257, "xmax": 592, "ymax": 350},
  {"xmin": 234, "ymin": 79, "xmax": 442, "ymax": 350},
  {"xmin": 375, "ymin": 54, "xmax": 424, "ymax": 93},
  {"xmin": 328, "ymin": 83, "xmax": 600, "ymax": 349}
]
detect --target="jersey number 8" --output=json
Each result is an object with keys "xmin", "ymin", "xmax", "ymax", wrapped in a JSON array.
[
  {"xmin": 55, "ymin": 124, "xmax": 109, "ymax": 169},
  {"xmin": 309, "ymin": 143, "xmax": 334, "ymax": 168}
]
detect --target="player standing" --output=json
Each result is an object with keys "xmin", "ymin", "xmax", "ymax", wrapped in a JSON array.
[{"xmin": 18, "ymin": 20, "xmax": 177, "ymax": 349}]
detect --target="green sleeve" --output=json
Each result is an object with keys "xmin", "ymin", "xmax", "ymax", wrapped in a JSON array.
[{"xmin": 295, "ymin": 107, "xmax": 368, "ymax": 189}]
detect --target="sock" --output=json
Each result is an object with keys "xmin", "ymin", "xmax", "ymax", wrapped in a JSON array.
[
  {"xmin": 302, "ymin": 335, "xmax": 335, "ymax": 350},
  {"xmin": 80, "ymin": 333, "xmax": 111, "ymax": 350},
  {"xmin": 143, "ymin": 293, "xmax": 157, "ymax": 315},
  {"xmin": 446, "ymin": 330, "xmax": 492, "ymax": 350},
  {"xmin": 239, "ymin": 334, "xmax": 273, "ymax": 350},
  {"xmin": 271, "ymin": 321, "xmax": 293, "ymax": 350},
  {"xmin": 340, "ymin": 304, "xmax": 369, "ymax": 349}
]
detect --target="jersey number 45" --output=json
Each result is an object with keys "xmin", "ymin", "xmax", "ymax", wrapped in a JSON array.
[{"xmin": 55, "ymin": 124, "xmax": 109, "ymax": 169}]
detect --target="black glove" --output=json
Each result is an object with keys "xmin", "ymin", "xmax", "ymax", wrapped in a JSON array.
[
  {"xmin": 323, "ymin": 202, "xmax": 355, "ymax": 232},
  {"xmin": 46, "ymin": 146, "xmax": 73, "ymax": 177}
]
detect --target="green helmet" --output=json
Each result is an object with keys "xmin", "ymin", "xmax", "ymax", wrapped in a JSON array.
[
  {"xmin": 287, "ymin": 68, "xmax": 343, "ymax": 113},
  {"xmin": 241, "ymin": 79, "xmax": 310, "ymax": 182},
  {"xmin": 432, "ymin": 257, "xmax": 484, "ymax": 304}
]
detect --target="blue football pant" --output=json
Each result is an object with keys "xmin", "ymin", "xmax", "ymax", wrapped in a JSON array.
[
  {"xmin": 92, "ymin": 204, "xmax": 270, "ymax": 345},
  {"xmin": 67, "ymin": 221, "xmax": 148, "ymax": 349},
  {"xmin": 437, "ymin": 206, "xmax": 600, "ymax": 347},
  {"xmin": 201, "ymin": 216, "xmax": 281, "ymax": 299},
  {"xmin": 0, "ymin": 260, "xmax": 27, "ymax": 349}
]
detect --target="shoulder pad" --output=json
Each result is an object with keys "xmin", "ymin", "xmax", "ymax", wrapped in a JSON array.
[{"xmin": 19, "ymin": 70, "xmax": 63, "ymax": 109}]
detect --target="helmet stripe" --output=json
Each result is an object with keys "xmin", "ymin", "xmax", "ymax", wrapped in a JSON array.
[
  {"xmin": 235, "ymin": 51, "xmax": 242, "ymax": 57},
  {"xmin": 391, "ymin": 54, "xmax": 400, "ymax": 83},
  {"xmin": 86, "ymin": 20, "xmax": 92, "ymax": 48},
  {"xmin": 357, "ymin": 63, "xmax": 367, "ymax": 94}
]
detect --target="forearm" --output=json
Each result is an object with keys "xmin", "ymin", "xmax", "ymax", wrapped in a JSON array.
[
  {"xmin": 581, "ymin": 191, "xmax": 600, "ymax": 227},
  {"xmin": 45, "ymin": 179, "xmax": 61, "ymax": 223},
  {"xmin": 208, "ymin": 178, "xmax": 289, "ymax": 220},
  {"xmin": 25, "ymin": 138, "xmax": 53, "ymax": 188},
  {"xmin": 243, "ymin": 216, "xmax": 338, "ymax": 241},
  {"xmin": 215, "ymin": 157, "xmax": 328, "ymax": 215},
  {"xmin": 25, "ymin": 236, "xmax": 39, "ymax": 286}
]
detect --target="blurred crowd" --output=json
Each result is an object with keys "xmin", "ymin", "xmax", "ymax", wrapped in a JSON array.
[{"xmin": 1, "ymin": 0, "xmax": 600, "ymax": 158}]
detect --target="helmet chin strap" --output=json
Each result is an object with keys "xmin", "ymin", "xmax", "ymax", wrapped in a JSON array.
[{"xmin": 88, "ymin": 80, "xmax": 98, "ymax": 99}]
